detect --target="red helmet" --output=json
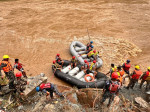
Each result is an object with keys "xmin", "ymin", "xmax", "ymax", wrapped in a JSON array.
[
  {"xmin": 84, "ymin": 60, "xmax": 88, "ymax": 63},
  {"xmin": 93, "ymin": 50, "xmax": 96, "ymax": 53},
  {"xmin": 16, "ymin": 72, "xmax": 22, "ymax": 77},
  {"xmin": 53, "ymin": 60, "xmax": 56, "ymax": 64},
  {"xmin": 57, "ymin": 54, "xmax": 60, "ymax": 56},
  {"xmin": 40, "ymin": 83, "xmax": 45, "ymax": 90},
  {"xmin": 93, "ymin": 60, "xmax": 96, "ymax": 63},
  {"xmin": 72, "ymin": 56, "xmax": 75, "ymax": 59},
  {"xmin": 111, "ymin": 72, "xmax": 119, "ymax": 79}
]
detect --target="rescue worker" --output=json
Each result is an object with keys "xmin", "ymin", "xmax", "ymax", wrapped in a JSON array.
[
  {"xmin": 55, "ymin": 54, "xmax": 64, "ymax": 67},
  {"xmin": 36, "ymin": 83, "xmax": 64, "ymax": 100},
  {"xmin": 126, "ymin": 65, "xmax": 142, "ymax": 89},
  {"xmin": 84, "ymin": 60, "xmax": 97, "ymax": 77},
  {"xmin": 87, "ymin": 50, "xmax": 95, "ymax": 61},
  {"xmin": 100, "ymin": 72, "xmax": 120, "ymax": 107},
  {"xmin": 117, "ymin": 66, "xmax": 125, "ymax": 85},
  {"xmin": 14, "ymin": 59, "xmax": 27, "ymax": 78},
  {"xmin": 14, "ymin": 72, "xmax": 28, "ymax": 103},
  {"xmin": 86, "ymin": 41, "xmax": 93, "ymax": 51},
  {"xmin": 70, "ymin": 56, "xmax": 77, "ymax": 68},
  {"xmin": 106, "ymin": 64, "xmax": 117, "ymax": 76},
  {"xmin": 93, "ymin": 50, "xmax": 99, "ymax": 60},
  {"xmin": 52, "ymin": 60, "xmax": 61, "ymax": 73},
  {"xmin": 139, "ymin": 67, "xmax": 150, "ymax": 90},
  {"xmin": 122, "ymin": 60, "xmax": 131, "ymax": 79},
  {"xmin": 0, "ymin": 55, "xmax": 15, "ymax": 89}
]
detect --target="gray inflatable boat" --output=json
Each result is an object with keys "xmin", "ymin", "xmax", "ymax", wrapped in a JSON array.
[{"xmin": 70, "ymin": 41, "xmax": 103, "ymax": 68}]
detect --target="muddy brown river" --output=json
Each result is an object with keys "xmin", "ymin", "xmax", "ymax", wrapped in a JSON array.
[{"xmin": 0, "ymin": 0, "xmax": 150, "ymax": 86}]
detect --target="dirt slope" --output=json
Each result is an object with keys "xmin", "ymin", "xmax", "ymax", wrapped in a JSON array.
[{"xmin": 0, "ymin": 0, "xmax": 150, "ymax": 85}]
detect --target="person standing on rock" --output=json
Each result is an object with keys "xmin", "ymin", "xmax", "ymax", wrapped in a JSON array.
[
  {"xmin": 36, "ymin": 83, "xmax": 64, "ymax": 100},
  {"xmin": 0, "ymin": 55, "xmax": 15, "ymax": 89},
  {"xmin": 122, "ymin": 60, "xmax": 131, "ymax": 80},
  {"xmin": 126, "ymin": 65, "xmax": 142, "ymax": 89},
  {"xmin": 14, "ymin": 59, "xmax": 27, "ymax": 78},
  {"xmin": 100, "ymin": 72, "xmax": 120, "ymax": 107},
  {"xmin": 139, "ymin": 67, "xmax": 150, "ymax": 90},
  {"xmin": 55, "ymin": 54, "xmax": 64, "ymax": 68},
  {"xmin": 14, "ymin": 72, "xmax": 28, "ymax": 103}
]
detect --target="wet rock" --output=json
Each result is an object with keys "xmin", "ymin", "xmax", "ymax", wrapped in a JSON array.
[
  {"xmin": 24, "ymin": 74, "xmax": 47, "ymax": 96},
  {"xmin": 76, "ymin": 88, "xmax": 103, "ymax": 107},
  {"xmin": 135, "ymin": 97, "xmax": 149, "ymax": 108}
]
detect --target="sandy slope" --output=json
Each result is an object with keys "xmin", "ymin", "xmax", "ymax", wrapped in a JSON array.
[{"xmin": 0, "ymin": 0, "xmax": 150, "ymax": 85}]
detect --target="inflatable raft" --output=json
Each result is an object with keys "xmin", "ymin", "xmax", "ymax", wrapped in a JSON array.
[
  {"xmin": 52, "ymin": 61, "xmax": 107, "ymax": 89},
  {"xmin": 70, "ymin": 41, "xmax": 103, "ymax": 68}
]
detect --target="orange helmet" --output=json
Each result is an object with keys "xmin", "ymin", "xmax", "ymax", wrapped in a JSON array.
[
  {"xmin": 53, "ymin": 60, "xmax": 56, "ymax": 64},
  {"xmin": 93, "ymin": 60, "xmax": 96, "ymax": 63},
  {"xmin": 16, "ymin": 72, "xmax": 22, "ymax": 77},
  {"xmin": 72, "ymin": 56, "xmax": 75, "ymax": 59}
]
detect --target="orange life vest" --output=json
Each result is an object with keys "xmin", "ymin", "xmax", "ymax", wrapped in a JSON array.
[
  {"xmin": 132, "ymin": 70, "xmax": 142, "ymax": 80},
  {"xmin": 118, "ymin": 70, "xmax": 125, "ymax": 77},
  {"xmin": 0, "ymin": 61, "xmax": 13, "ymax": 72}
]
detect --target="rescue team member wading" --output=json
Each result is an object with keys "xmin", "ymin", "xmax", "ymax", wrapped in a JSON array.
[{"xmin": 0, "ymin": 55, "xmax": 15, "ymax": 89}]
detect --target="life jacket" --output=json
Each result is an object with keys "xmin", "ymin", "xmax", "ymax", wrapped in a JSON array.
[
  {"xmin": 123, "ymin": 63, "xmax": 131, "ymax": 71},
  {"xmin": 56, "ymin": 56, "xmax": 61, "ymax": 62},
  {"xmin": 90, "ymin": 62, "xmax": 95, "ymax": 71},
  {"xmin": 71, "ymin": 59, "xmax": 76, "ymax": 63},
  {"xmin": 144, "ymin": 71, "xmax": 150, "ymax": 81},
  {"xmin": 112, "ymin": 67, "xmax": 117, "ymax": 72},
  {"xmin": 94, "ymin": 51, "xmax": 98, "ymax": 56},
  {"xmin": 109, "ymin": 81, "xmax": 119, "ymax": 93},
  {"xmin": 53, "ymin": 63, "xmax": 59, "ymax": 69},
  {"xmin": 88, "ymin": 51, "xmax": 94, "ymax": 57},
  {"xmin": 40, "ymin": 83, "xmax": 51, "ymax": 90},
  {"xmin": 0, "ymin": 61, "xmax": 13, "ymax": 72},
  {"xmin": 14, "ymin": 62, "xmax": 22, "ymax": 70},
  {"xmin": 85, "ymin": 62, "xmax": 90, "ymax": 69},
  {"xmin": 132, "ymin": 70, "xmax": 142, "ymax": 80},
  {"xmin": 118, "ymin": 69, "xmax": 125, "ymax": 77}
]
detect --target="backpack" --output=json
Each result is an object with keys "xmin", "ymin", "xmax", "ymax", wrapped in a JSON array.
[{"xmin": 108, "ymin": 81, "xmax": 119, "ymax": 93}]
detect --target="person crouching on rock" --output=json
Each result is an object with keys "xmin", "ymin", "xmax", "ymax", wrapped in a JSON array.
[
  {"xmin": 70, "ymin": 56, "xmax": 77, "ymax": 68},
  {"xmin": 36, "ymin": 83, "xmax": 64, "ymax": 100},
  {"xmin": 100, "ymin": 72, "xmax": 121, "ymax": 107},
  {"xmin": 14, "ymin": 59, "xmax": 27, "ymax": 78},
  {"xmin": 55, "ymin": 54, "xmax": 64, "ymax": 68}
]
